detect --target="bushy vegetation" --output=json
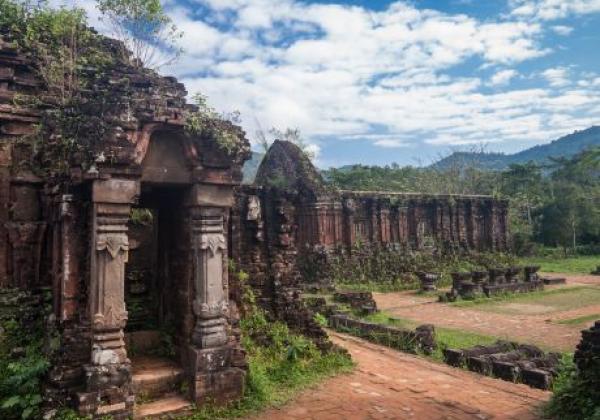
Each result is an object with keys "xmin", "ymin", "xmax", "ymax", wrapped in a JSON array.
[
  {"xmin": 184, "ymin": 274, "xmax": 353, "ymax": 419},
  {"xmin": 300, "ymin": 243, "xmax": 516, "ymax": 292},
  {"xmin": 0, "ymin": 292, "xmax": 52, "ymax": 420},
  {"xmin": 545, "ymin": 354, "xmax": 600, "ymax": 420},
  {"xmin": 324, "ymin": 148, "xmax": 600, "ymax": 256}
]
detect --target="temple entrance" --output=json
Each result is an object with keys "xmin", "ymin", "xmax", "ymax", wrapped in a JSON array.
[{"xmin": 125, "ymin": 184, "xmax": 191, "ymax": 411}]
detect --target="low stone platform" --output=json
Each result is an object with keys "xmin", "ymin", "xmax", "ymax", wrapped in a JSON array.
[
  {"xmin": 483, "ymin": 281, "xmax": 544, "ymax": 296},
  {"xmin": 542, "ymin": 277, "xmax": 567, "ymax": 285},
  {"xmin": 333, "ymin": 291, "xmax": 378, "ymax": 315},
  {"xmin": 134, "ymin": 395, "xmax": 192, "ymax": 419},
  {"xmin": 328, "ymin": 314, "xmax": 435, "ymax": 354},
  {"xmin": 132, "ymin": 356, "xmax": 185, "ymax": 399},
  {"xmin": 445, "ymin": 266, "xmax": 544, "ymax": 301},
  {"xmin": 443, "ymin": 341, "xmax": 560, "ymax": 390},
  {"xmin": 131, "ymin": 356, "xmax": 191, "ymax": 418}
]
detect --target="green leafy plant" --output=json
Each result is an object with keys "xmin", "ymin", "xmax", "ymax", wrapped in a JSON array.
[
  {"xmin": 182, "ymin": 281, "xmax": 353, "ymax": 419},
  {"xmin": 545, "ymin": 354, "xmax": 600, "ymax": 420},
  {"xmin": 185, "ymin": 93, "xmax": 247, "ymax": 157},
  {"xmin": 313, "ymin": 312, "xmax": 328, "ymax": 328},
  {"xmin": 96, "ymin": 0, "xmax": 183, "ymax": 68},
  {"xmin": 0, "ymin": 298, "xmax": 51, "ymax": 420}
]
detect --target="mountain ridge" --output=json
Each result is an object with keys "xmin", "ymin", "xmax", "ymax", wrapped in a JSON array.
[
  {"xmin": 242, "ymin": 126, "xmax": 600, "ymax": 180},
  {"xmin": 432, "ymin": 126, "xmax": 600, "ymax": 170}
]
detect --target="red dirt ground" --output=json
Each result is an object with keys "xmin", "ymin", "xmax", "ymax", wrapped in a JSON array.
[
  {"xmin": 374, "ymin": 274, "xmax": 600, "ymax": 351},
  {"xmin": 250, "ymin": 331, "xmax": 549, "ymax": 420}
]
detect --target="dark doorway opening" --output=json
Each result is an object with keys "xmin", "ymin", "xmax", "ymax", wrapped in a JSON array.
[{"xmin": 125, "ymin": 184, "xmax": 188, "ymax": 336}]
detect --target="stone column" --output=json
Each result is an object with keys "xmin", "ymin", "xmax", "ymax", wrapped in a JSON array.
[
  {"xmin": 78, "ymin": 179, "xmax": 138, "ymax": 418},
  {"xmin": 58, "ymin": 194, "xmax": 80, "ymax": 321},
  {"xmin": 0, "ymin": 143, "xmax": 10, "ymax": 287},
  {"xmin": 343, "ymin": 198, "xmax": 356, "ymax": 250},
  {"xmin": 332, "ymin": 201, "xmax": 343, "ymax": 246},
  {"xmin": 370, "ymin": 200, "xmax": 379, "ymax": 242},
  {"xmin": 186, "ymin": 184, "xmax": 246, "ymax": 406},
  {"xmin": 190, "ymin": 206, "xmax": 228, "ymax": 349},
  {"xmin": 380, "ymin": 203, "xmax": 391, "ymax": 244}
]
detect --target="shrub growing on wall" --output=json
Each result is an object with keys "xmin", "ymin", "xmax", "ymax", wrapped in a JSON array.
[{"xmin": 298, "ymin": 243, "xmax": 516, "ymax": 291}]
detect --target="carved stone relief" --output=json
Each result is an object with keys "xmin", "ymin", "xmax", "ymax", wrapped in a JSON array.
[
  {"xmin": 89, "ymin": 201, "xmax": 131, "ymax": 366},
  {"xmin": 190, "ymin": 206, "xmax": 229, "ymax": 349},
  {"xmin": 246, "ymin": 195, "xmax": 261, "ymax": 221}
]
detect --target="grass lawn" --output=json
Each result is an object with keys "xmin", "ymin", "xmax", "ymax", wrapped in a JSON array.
[
  {"xmin": 519, "ymin": 255, "xmax": 600, "ymax": 274},
  {"xmin": 555, "ymin": 313, "xmax": 600, "ymax": 326},
  {"xmin": 335, "ymin": 281, "xmax": 419, "ymax": 293},
  {"xmin": 362, "ymin": 311, "xmax": 500, "ymax": 362},
  {"xmin": 451, "ymin": 286, "xmax": 600, "ymax": 315}
]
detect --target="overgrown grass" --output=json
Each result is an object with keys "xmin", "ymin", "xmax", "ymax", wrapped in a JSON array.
[
  {"xmin": 361, "ymin": 311, "xmax": 499, "ymax": 362},
  {"xmin": 556, "ymin": 314, "xmax": 600, "ymax": 326},
  {"xmin": 449, "ymin": 286, "xmax": 600, "ymax": 316},
  {"xmin": 184, "ymin": 299, "xmax": 353, "ymax": 419},
  {"xmin": 519, "ymin": 255, "xmax": 600, "ymax": 274},
  {"xmin": 335, "ymin": 281, "xmax": 418, "ymax": 293}
]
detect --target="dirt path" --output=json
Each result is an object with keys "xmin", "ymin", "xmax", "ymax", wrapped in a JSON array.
[
  {"xmin": 250, "ymin": 331, "xmax": 549, "ymax": 420},
  {"xmin": 374, "ymin": 276, "xmax": 600, "ymax": 351}
]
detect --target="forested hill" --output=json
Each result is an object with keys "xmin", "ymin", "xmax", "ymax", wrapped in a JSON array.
[
  {"xmin": 242, "ymin": 151, "xmax": 264, "ymax": 183},
  {"xmin": 432, "ymin": 126, "xmax": 600, "ymax": 170}
]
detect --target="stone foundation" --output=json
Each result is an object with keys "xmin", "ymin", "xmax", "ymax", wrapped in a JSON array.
[
  {"xmin": 443, "ymin": 341, "xmax": 560, "ymax": 390},
  {"xmin": 329, "ymin": 314, "xmax": 436, "ymax": 355},
  {"xmin": 446, "ymin": 266, "xmax": 543, "ymax": 301}
]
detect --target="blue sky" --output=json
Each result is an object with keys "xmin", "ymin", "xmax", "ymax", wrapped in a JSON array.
[{"xmin": 77, "ymin": 0, "xmax": 600, "ymax": 167}]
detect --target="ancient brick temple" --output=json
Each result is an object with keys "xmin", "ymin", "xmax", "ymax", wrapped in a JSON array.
[
  {"xmin": 0, "ymin": 36, "xmax": 249, "ymax": 417},
  {"xmin": 1, "ymin": 24, "xmax": 510, "ymax": 418},
  {"xmin": 231, "ymin": 140, "xmax": 509, "ymax": 307}
]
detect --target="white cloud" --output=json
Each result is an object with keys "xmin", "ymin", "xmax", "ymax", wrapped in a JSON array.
[
  {"xmin": 510, "ymin": 0, "xmax": 600, "ymax": 20},
  {"xmin": 373, "ymin": 138, "xmax": 412, "ymax": 148},
  {"xmin": 70, "ymin": 0, "xmax": 600, "ymax": 154},
  {"xmin": 542, "ymin": 67, "xmax": 571, "ymax": 87},
  {"xmin": 552, "ymin": 25, "xmax": 574, "ymax": 35},
  {"xmin": 490, "ymin": 69, "xmax": 518, "ymax": 86}
]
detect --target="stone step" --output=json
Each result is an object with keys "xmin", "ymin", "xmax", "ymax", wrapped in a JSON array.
[
  {"xmin": 134, "ymin": 394, "xmax": 192, "ymax": 419},
  {"xmin": 132, "ymin": 356, "xmax": 185, "ymax": 400}
]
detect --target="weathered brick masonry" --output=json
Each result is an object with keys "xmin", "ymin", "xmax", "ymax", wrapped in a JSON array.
[
  {"xmin": 0, "ymin": 34, "xmax": 249, "ymax": 417},
  {"xmin": 2, "ymin": 27, "xmax": 509, "ymax": 418},
  {"xmin": 230, "ymin": 140, "xmax": 509, "ymax": 310}
]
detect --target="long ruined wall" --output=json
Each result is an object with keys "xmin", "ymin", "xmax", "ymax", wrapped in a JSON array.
[
  {"xmin": 296, "ymin": 191, "xmax": 508, "ymax": 252},
  {"xmin": 230, "ymin": 140, "xmax": 509, "ymax": 312}
]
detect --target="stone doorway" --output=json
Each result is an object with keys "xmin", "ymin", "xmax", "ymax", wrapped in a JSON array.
[{"xmin": 125, "ymin": 184, "xmax": 190, "ymax": 410}]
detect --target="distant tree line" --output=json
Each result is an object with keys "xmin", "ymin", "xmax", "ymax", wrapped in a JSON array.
[{"xmin": 323, "ymin": 148, "xmax": 600, "ymax": 255}]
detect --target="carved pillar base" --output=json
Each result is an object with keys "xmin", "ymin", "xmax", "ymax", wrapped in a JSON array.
[
  {"xmin": 192, "ymin": 317, "xmax": 228, "ymax": 349},
  {"xmin": 77, "ymin": 363, "xmax": 133, "ymax": 419},
  {"xmin": 188, "ymin": 345, "xmax": 246, "ymax": 405}
]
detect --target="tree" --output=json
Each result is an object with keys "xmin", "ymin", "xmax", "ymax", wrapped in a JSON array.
[
  {"xmin": 96, "ymin": 0, "xmax": 182, "ymax": 69},
  {"xmin": 254, "ymin": 125, "xmax": 316, "ymax": 160}
]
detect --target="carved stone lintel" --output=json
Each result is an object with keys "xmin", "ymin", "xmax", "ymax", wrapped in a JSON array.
[{"xmin": 190, "ymin": 206, "xmax": 228, "ymax": 349}]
